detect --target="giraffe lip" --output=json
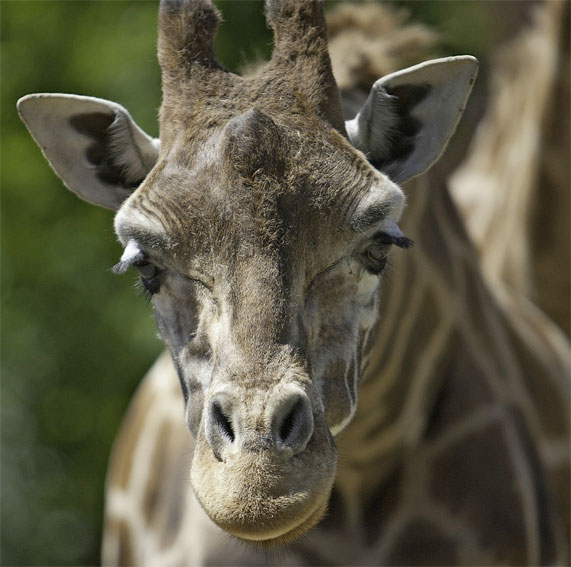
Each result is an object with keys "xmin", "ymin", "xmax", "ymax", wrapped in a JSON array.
[
  {"xmin": 191, "ymin": 404, "xmax": 338, "ymax": 543},
  {"xmin": 230, "ymin": 493, "xmax": 330, "ymax": 545},
  {"xmin": 192, "ymin": 472, "xmax": 334, "ymax": 544}
]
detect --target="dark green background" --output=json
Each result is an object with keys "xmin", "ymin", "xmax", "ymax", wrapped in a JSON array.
[{"xmin": 1, "ymin": 2, "xmax": 520, "ymax": 564}]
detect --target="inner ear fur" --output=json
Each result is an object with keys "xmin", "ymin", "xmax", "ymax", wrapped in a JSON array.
[
  {"xmin": 346, "ymin": 56, "xmax": 478, "ymax": 183},
  {"xmin": 17, "ymin": 93, "xmax": 160, "ymax": 210}
]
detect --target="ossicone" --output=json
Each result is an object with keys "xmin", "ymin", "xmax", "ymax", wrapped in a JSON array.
[
  {"xmin": 223, "ymin": 109, "xmax": 287, "ymax": 179},
  {"xmin": 158, "ymin": 0, "xmax": 224, "ymax": 86}
]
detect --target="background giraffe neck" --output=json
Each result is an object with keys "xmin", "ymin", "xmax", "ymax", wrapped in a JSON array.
[
  {"xmin": 450, "ymin": 0, "xmax": 570, "ymax": 335},
  {"xmin": 334, "ymin": 173, "xmax": 483, "ymax": 516},
  {"xmin": 328, "ymin": 3, "xmax": 570, "ymax": 531},
  {"xmin": 333, "ymin": 170, "xmax": 569, "ymax": 547}
]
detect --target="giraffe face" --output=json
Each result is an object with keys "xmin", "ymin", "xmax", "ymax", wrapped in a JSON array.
[
  {"xmin": 114, "ymin": 109, "xmax": 406, "ymax": 543},
  {"xmin": 19, "ymin": 0, "xmax": 477, "ymax": 547}
]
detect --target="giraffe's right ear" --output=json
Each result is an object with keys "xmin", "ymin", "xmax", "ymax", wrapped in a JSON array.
[{"xmin": 17, "ymin": 94, "xmax": 160, "ymax": 210}]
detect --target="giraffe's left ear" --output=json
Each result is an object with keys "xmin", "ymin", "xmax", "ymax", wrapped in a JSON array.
[
  {"xmin": 17, "ymin": 94, "xmax": 160, "ymax": 210},
  {"xmin": 346, "ymin": 56, "xmax": 478, "ymax": 183}
]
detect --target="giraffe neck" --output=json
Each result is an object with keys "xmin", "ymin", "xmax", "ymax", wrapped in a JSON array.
[
  {"xmin": 449, "ymin": 0, "xmax": 570, "ymax": 336},
  {"xmin": 334, "ymin": 174, "xmax": 484, "ymax": 524},
  {"xmin": 328, "ymin": 168, "xmax": 569, "ymax": 562}
]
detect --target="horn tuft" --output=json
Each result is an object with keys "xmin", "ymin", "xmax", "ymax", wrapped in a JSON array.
[{"xmin": 158, "ymin": 0, "xmax": 222, "ymax": 80}]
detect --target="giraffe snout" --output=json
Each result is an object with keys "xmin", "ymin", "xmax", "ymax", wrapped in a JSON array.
[
  {"xmin": 192, "ymin": 380, "xmax": 336, "ymax": 544},
  {"xmin": 205, "ymin": 385, "xmax": 314, "ymax": 462}
]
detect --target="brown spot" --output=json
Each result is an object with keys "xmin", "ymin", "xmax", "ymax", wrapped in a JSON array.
[
  {"xmin": 461, "ymin": 272, "xmax": 506, "ymax": 377},
  {"xmin": 387, "ymin": 286, "xmax": 445, "ymax": 393},
  {"xmin": 431, "ymin": 420, "xmax": 528, "ymax": 563},
  {"xmin": 417, "ymin": 201, "xmax": 456, "ymax": 291},
  {"xmin": 424, "ymin": 340, "xmax": 493, "ymax": 442},
  {"xmin": 107, "ymin": 379, "xmax": 156, "ymax": 490},
  {"xmin": 159, "ymin": 426, "xmax": 192, "ymax": 548},
  {"xmin": 550, "ymin": 462, "xmax": 570, "ymax": 545},
  {"xmin": 509, "ymin": 407, "xmax": 558, "ymax": 564},
  {"xmin": 141, "ymin": 418, "xmax": 191, "ymax": 549},
  {"xmin": 116, "ymin": 519, "xmax": 134, "ymax": 567},
  {"xmin": 363, "ymin": 464, "xmax": 403, "ymax": 546},
  {"xmin": 504, "ymin": 320, "xmax": 569, "ymax": 437},
  {"xmin": 142, "ymin": 421, "xmax": 171, "ymax": 526},
  {"xmin": 369, "ymin": 287, "xmax": 447, "ymax": 441},
  {"xmin": 384, "ymin": 518, "xmax": 459, "ymax": 565}
]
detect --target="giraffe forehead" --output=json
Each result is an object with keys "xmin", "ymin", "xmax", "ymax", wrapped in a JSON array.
[
  {"xmin": 120, "ymin": 165, "xmax": 400, "ymax": 241},
  {"xmin": 115, "ymin": 119, "xmax": 405, "ymax": 264}
]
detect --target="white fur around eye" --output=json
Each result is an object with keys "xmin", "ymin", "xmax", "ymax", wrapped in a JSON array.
[{"xmin": 121, "ymin": 240, "xmax": 142, "ymax": 264}]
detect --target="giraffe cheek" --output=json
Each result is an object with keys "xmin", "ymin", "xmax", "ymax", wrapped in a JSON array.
[
  {"xmin": 321, "ymin": 360, "xmax": 358, "ymax": 436},
  {"xmin": 184, "ymin": 386, "xmax": 204, "ymax": 438}
]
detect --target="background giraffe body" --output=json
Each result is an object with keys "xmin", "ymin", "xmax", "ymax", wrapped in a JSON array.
[
  {"xmin": 450, "ymin": 0, "xmax": 570, "ymax": 336},
  {"xmin": 99, "ymin": 4, "xmax": 569, "ymax": 565}
]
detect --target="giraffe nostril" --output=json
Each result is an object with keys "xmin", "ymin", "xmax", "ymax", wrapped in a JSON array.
[
  {"xmin": 274, "ymin": 392, "xmax": 314, "ymax": 456},
  {"xmin": 211, "ymin": 401, "xmax": 235, "ymax": 443},
  {"xmin": 278, "ymin": 399, "xmax": 303, "ymax": 444},
  {"xmin": 206, "ymin": 388, "xmax": 314, "ymax": 459},
  {"xmin": 206, "ymin": 394, "xmax": 238, "ymax": 461}
]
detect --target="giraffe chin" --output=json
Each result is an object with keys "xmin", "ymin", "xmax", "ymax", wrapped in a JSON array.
[
  {"xmin": 225, "ymin": 492, "xmax": 330, "ymax": 546},
  {"xmin": 192, "ymin": 477, "xmax": 334, "ymax": 546}
]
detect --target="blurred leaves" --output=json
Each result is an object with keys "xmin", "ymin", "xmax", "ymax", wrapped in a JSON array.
[{"xmin": 1, "ymin": 2, "xmax": 164, "ymax": 565}]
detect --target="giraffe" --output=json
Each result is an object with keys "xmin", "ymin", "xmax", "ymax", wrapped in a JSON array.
[
  {"xmin": 17, "ymin": 1, "xmax": 569, "ymax": 565},
  {"xmin": 449, "ymin": 0, "xmax": 571, "ymax": 336}
]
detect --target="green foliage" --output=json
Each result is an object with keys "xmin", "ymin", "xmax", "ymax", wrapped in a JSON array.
[
  {"xmin": 2, "ymin": 2, "xmax": 163, "ymax": 564},
  {"xmin": 2, "ymin": 1, "xmax": 494, "ymax": 565}
]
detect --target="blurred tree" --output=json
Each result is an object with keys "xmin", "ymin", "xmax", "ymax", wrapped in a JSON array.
[{"xmin": 1, "ymin": 1, "xmax": 510, "ymax": 565}]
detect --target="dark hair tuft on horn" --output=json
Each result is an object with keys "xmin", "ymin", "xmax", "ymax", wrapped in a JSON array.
[
  {"xmin": 265, "ymin": 0, "xmax": 326, "ymax": 39},
  {"xmin": 158, "ymin": 0, "xmax": 222, "ymax": 79},
  {"xmin": 264, "ymin": 0, "xmax": 346, "ymax": 134}
]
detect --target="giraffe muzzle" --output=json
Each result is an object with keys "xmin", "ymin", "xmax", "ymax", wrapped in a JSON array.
[{"xmin": 190, "ymin": 383, "xmax": 337, "ymax": 544}]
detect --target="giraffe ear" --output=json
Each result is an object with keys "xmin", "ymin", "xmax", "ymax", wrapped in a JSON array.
[
  {"xmin": 345, "ymin": 56, "xmax": 478, "ymax": 183},
  {"xmin": 17, "ymin": 94, "xmax": 160, "ymax": 210}
]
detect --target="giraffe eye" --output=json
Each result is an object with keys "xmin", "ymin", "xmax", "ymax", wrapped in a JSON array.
[
  {"xmin": 134, "ymin": 261, "xmax": 159, "ymax": 280},
  {"xmin": 133, "ymin": 261, "xmax": 162, "ymax": 296},
  {"xmin": 364, "ymin": 244, "xmax": 389, "ymax": 274},
  {"xmin": 366, "ymin": 244, "xmax": 389, "ymax": 263}
]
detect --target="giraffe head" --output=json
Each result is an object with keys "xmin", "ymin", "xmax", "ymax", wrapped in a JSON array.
[{"xmin": 18, "ymin": 0, "xmax": 477, "ymax": 545}]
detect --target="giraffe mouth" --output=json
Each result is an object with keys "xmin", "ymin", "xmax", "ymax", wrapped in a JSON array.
[
  {"xmin": 191, "ymin": 463, "xmax": 335, "ymax": 545},
  {"xmin": 228, "ymin": 490, "xmax": 331, "ymax": 546},
  {"xmin": 190, "ymin": 417, "xmax": 337, "ymax": 544}
]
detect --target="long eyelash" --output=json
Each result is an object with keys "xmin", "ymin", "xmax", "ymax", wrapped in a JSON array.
[
  {"xmin": 134, "ymin": 279, "xmax": 154, "ymax": 304},
  {"xmin": 393, "ymin": 236, "xmax": 415, "ymax": 249},
  {"xmin": 373, "ymin": 232, "xmax": 415, "ymax": 249}
]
